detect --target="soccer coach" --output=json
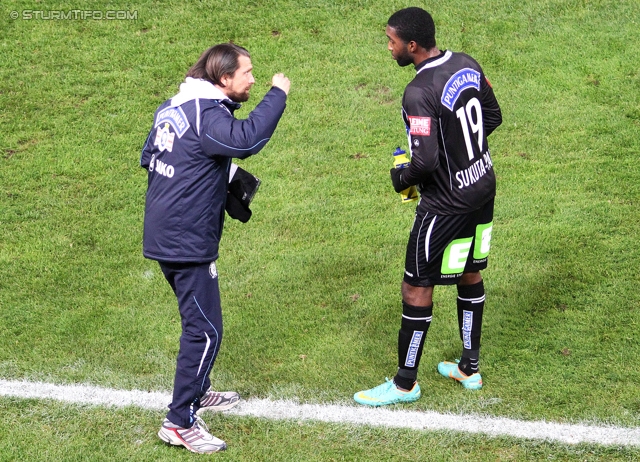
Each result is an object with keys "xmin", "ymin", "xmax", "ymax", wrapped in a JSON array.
[{"xmin": 140, "ymin": 43, "xmax": 290, "ymax": 453}]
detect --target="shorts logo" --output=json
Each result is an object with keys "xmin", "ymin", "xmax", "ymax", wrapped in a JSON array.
[
  {"xmin": 209, "ymin": 262, "xmax": 218, "ymax": 279},
  {"xmin": 408, "ymin": 116, "xmax": 431, "ymax": 136},
  {"xmin": 473, "ymin": 222, "xmax": 493, "ymax": 260},
  {"xmin": 404, "ymin": 331, "xmax": 423, "ymax": 367},
  {"xmin": 441, "ymin": 237, "xmax": 473, "ymax": 274},
  {"xmin": 462, "ymin": 310, "xmax": 473, "ymax": 349}
]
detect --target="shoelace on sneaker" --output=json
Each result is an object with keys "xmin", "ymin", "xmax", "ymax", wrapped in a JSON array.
[
  {"xmin": 367, "ymin": 379, "xmax": 396, "ymax": 397},
  {"xmin": 194, "ymin": 415, "xmax": 209, "ymax": 433},
  {"xmin": 174, "ymin": 416, "xmax": 212, "ymax": 446}
]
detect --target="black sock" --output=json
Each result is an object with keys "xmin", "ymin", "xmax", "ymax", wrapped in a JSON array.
[
  {"xmin": 394, "ymin": 369, "xmax": 417, "ymax": 391},
  {"xmin": 394, "ymin": 301, "xmax": 432, "ymax": 389},
  {"xmin": 458, "ymin": 350, "xmax": 479, "ymax": 375},
  {"xmin": 457, "ymin": 281, "xmax": 485, "ymax": 375}
]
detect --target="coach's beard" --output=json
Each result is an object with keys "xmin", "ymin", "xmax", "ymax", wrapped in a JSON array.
[{"xmin": 228, "ymin": 88, "xmax": 251, "ymax": 103}]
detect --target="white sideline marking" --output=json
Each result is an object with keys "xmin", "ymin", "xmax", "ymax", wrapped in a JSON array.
[{"xmin": 1, "ymin": 379, "xmax": 639, "ymax": 447}]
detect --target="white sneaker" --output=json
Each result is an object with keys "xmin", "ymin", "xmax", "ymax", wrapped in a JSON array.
[
  {"xmin": 158, "ymin": 416, "xmax": 226, "ymax": 454},
  {"xmin": 197, "ymin": 387, "xmax": 240, "ymax": 414}
]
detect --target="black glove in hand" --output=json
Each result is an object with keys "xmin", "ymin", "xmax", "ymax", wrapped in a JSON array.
[
  {"xmin": 226, "ymin": 165, "xmax": 260, "ymax": 223},
  {"xmin": 225, "ymin": 191, "xmax": 252, "ymax": 223},
  {"xmin": 390, "ymin": 168, "xmax": 408, "ymax": 193}
]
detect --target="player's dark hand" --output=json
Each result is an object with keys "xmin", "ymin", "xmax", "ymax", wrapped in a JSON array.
[{"xmin": 390, "ymin": 168, "xmax": 407, "ymax": 193}]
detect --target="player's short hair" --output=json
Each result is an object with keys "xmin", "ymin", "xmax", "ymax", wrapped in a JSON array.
[
  {"xmin": 186, "ymin": 43, "xmax": 250, "ymax": 86},
  {"xmin": 387, "ymin": 7, "xmax": 436, "ymax": 50}
]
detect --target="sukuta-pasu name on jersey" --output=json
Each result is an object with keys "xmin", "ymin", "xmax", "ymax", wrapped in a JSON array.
[{"xmin": 456, "ymin": 151, "xmax": 493, "ymax": 189}]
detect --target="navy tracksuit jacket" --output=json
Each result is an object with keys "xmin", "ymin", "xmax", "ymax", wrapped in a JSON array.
[
  {"xmin": 141, "ymin": 78, "xmax": 287, "ymax": 262},
  {"xmin": 141, "ymin": 78, "xmax": 287, "ymax": 427}
]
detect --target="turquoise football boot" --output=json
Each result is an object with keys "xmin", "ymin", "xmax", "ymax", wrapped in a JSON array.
[
  {"xmin": 437, "ymin": 360, "xmax": 483, "ymax": 390},
  {"xmin": 354, "ymin": 378, "xmax": 421, "ymax": 406}
]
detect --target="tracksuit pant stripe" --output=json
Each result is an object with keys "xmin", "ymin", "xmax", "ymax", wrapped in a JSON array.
[{"xmin": 159, "ymin": 261, "xmax": 223, "ymax": 429}]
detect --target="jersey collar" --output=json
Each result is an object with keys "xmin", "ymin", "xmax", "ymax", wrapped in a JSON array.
[{"xmin": 416, "ymin": 50, "xmax": 452, "ymax": 74}]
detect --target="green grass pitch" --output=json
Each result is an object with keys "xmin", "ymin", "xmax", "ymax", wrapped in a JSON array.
[{"xmin": 1, "ymin": 0, "xmax": 639, "ymax": 460}]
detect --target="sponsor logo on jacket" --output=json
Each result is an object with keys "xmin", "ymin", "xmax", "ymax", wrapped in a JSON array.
[
  {"xmin": 154, "ymin": 106, "xmax": 190, "ymax": 137},
  {"xmin": 149, "ymin": 154, "xmax": 175, "ymax": 178},
  {"xmin": 154, "ymin": 123, "xmax": 175, "ymax": 152}
]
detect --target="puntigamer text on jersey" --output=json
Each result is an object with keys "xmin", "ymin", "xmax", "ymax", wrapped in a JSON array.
[{"xmin": 441, "ymin": 68, "xmax": 481, "ymax": 111}]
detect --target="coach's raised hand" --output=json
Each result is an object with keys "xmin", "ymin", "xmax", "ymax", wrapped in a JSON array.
[{"xmin": 272, "ymin": 73, "xmax": 291, "ymax": 95}]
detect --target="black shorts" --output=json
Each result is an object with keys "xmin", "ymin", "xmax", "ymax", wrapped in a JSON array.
[{"xmin": 404, "ymin": 198, "xmax": 494, "ymax": 287}]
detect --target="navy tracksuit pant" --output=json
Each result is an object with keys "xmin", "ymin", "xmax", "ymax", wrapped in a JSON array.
[{"xmin": 159, "ymin": 261, "xmax": 223, "ymax": 428}]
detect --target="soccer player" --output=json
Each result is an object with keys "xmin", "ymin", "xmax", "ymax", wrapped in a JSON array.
[
  {"xmin": 141, "ymin": 43, "xmax": 290, "ymax": 452},
  {"xmin": 354, "ymin": 7, "xmax": 502, "ymax": 406}
]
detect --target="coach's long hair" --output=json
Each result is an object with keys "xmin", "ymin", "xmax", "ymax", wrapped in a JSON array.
[{"xmin": 186, "ymin": 43, "xmax": 250, "ymax": 87}]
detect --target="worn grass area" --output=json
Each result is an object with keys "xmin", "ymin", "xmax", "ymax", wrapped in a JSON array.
[{"xmin": 0, "ymin": 0, "xmax": 639, "ymax": 459}]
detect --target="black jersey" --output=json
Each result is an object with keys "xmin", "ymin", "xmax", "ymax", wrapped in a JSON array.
[{"xmin": 399, "ymin": 50, "xmax": 502, "ymax": 215}]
